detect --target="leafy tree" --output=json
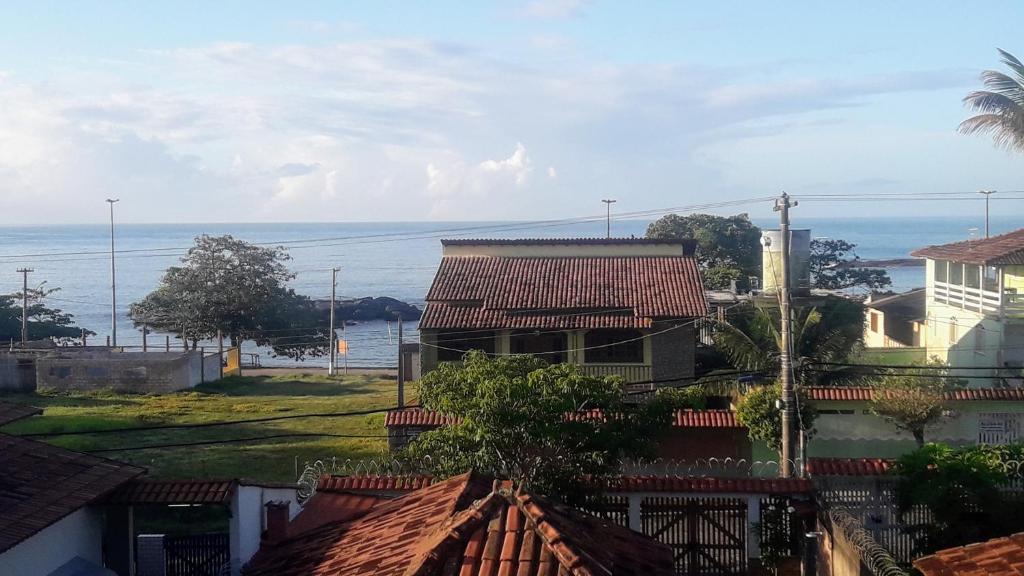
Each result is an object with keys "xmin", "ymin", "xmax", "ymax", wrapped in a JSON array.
[
  {"xmin": 895, "ymin": 443, "xmax": 1024, "ymax": 555},
  {"xmin": 405, "ymin": 351, "xmax": 699, "ymax": 503},
  {"xmin": 809, "ymin": 239, "xmax": 891, "ymax": 291},
  {"xmin": 959, "ymin": 49, "xmax": 1024, "ymax": 152},
  {"xmin": 646, "ymin": 213, "xmax": 761, "ymax": 290},
  {"xmin": 735, "ymin": 383, "xmax": 817, "ymax": 452},
  {"xmin": 869, "ymin": 359, "xmax": 961, "ymax": 447},
  {"xmin": 130, "ymin": 235, "xmax": 329, "ymax": 359},
  {"xmin": 713, "ymin": 298, "xmax": 864, "ymax": 385},
  {"xmin": 0, "ymin": 284, "xmax": 93, "ymax": 345}
]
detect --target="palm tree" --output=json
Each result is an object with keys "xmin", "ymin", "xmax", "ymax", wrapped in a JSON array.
[
  {"xmin": 713, "ymin": 300, "xmax": 863, "ymax": 385},
  {"xmin": 959, "ymin": 49, "xmax": 1024, "ymax": 152}
]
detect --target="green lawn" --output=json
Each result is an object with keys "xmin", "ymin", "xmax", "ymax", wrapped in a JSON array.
[
  {"xmin": 0, "ymin": 374, "xmax": 409, "ymax": 483},
  {"xmin": 853, "ymin": 347, "xmax": 926, "ymax": 366}
]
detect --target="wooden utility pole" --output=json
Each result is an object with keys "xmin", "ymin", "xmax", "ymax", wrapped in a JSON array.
[
  {"xmin": 142, "ymin": 324, "xmax": 148, "ymax": 352},
  {"xmin": 396, "ymin": 312, "xmax": 405, "ymax": 408},
  {"xmin": 17, "ymin": 268, "xmax": 33, "ymax": 345},
  {"xmin": 106, "ymin": 198, "xmax": 119, "ymax": 346},
  {"xmin": 774, "ymin": 192, "xmax": 798, "ymax": 478},
  {"xmin": 329, "ymin": 267, "xmax": 340, "ymax": 376}
]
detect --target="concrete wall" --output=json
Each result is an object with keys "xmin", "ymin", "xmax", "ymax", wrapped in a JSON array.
[
  {"xmin": 817, "ymin": 516, "xmax": 867, "ymax": 576},
  {"xmin": 0, "ymin": 353, "xmax": 36, "ymax": 392},
  {"xmin": 36, "ymin": 351, "xmax": 211, "ymax": 393},
  {"xmin": 0, "ymin": 506, "xmax": 104, "ymax": 576},
  {"xmin": 231, "ymin": 485, "xmax": 299, "ymax": 576}
]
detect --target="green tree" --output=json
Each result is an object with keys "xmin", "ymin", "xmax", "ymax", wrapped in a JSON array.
[
  {"xmin": 735, "ymin": 383, "xmax": 817, "ymax": 452},
  {"xmin": 809, "ymin": 239, "xmax": 891, "ymax": 291},
  {"xmin": 646, "ymin": 213, "xmax": 761, "ymax": 290},
  {"xmin": 895, "ymin": 443, "xmax": 1024, "ymax": 555},
  {"xmin": 713, "ymin": 298, "xmax": 864, "ymax": 385},
  {"xmin": 405, "ymin": 351, "xmax": 700, "ymax": 503},
  {"xmin": 959, "ymin": 49, "xmax": 1024, "ymax": 152},
  {"xmin": 0, "ymin": 284, "xmax": 93, "ymax": 345},
  {"xmin": 869, "ymin": 360, "xmax": 960, "ymax": 447},
  {"xmin": 130, "ymin": 235, "xmax": 329, "ymax": 359}
]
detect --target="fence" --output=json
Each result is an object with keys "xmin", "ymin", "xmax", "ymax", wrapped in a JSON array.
[{"xmin": 163, "ymin": 533, "xmax": 230, "ymax": 576}]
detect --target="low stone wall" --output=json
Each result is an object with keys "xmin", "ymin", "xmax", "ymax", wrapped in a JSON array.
[{"xmin": 37, "ymin": 351, "xmax": 200, "ymax": 394}]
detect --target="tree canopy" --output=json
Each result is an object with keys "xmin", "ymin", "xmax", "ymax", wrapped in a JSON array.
[
  {"xmin": 0, "ymin": 284, "xmax": 93, "ymax": 345},
  {"xmin": 809, "ymin": 238, "xmax": 891, "ymax": 291},
  {"xmin": 130, "ymin": 234, "xmax": 328, "ymax": 359},
  {"xmin": 869, "ymin": 359, "xmax": 961, "ymax": 447},
  {"xmin": 959, "ymin": 49, "xmax": 1024, "ymax": 152},
  {"xmin": 405, "ymin": 351, "xmax": 703, "ymax": 503},
  {"xmin": 646, "ymin": 213, "xmax": 761, "ymax": 290},
  {"xmin": 734, "ymin": 383, "xmax": 817, "ymax": 453}
]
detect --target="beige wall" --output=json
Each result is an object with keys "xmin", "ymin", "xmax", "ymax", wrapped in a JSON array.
[{"xmin": 441, "ymin": 242, "xmax": 685, "ymax": 258}]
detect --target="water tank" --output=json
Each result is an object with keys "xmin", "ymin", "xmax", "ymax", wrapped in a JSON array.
[{"xmin": 761, "ymin": 229, "xmax": 811, "ymax": 295}]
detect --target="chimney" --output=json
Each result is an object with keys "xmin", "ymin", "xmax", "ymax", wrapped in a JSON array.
[{"xmin": 263, "ymin": 501, "xmax": 290, "ymax": 545}]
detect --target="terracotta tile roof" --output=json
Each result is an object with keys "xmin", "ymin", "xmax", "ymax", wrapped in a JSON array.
[
  {"xmin": 914, "ymin": 532, "xmax": 1024, "ymax": 576},
  {"xmin": 0, "ymin": 433, "xmax": 145, "ymax": 553},
  {"xmin": 317, "ymin": 474, "xmax": 436, "ymax": 493},
  {"xmin": 421, "ymin": 255, "xmax": 707, "ymax": 329},
  {"xmin": 442, "ymin": 238, "xmax": 696, "ymax": 251},
  {"xmin": 0, "ymin": 401, "xmax": 41, "ymax": 427},
  {"xmin": 806, "ymin": 458, "xmax": 893, "ymax": 476},
  {"xmin": 104, "ymin": 479, "xmax": 237, "ymax": 505},
  {"xmin": 605, "ymin": 476, "xmax": 813, "ymax": 494},
  {"xmin": 911, "ymin": 228, "xmax": 1024, "ymax": 265},
  {"xmin": 287, "ymin": 492, "xmax": 384, "ymax": 536},
  {"xmin": 244, "ymin": 473, "xmax": 675, "ymax": 576},
  {"xmin": 387, "ymin": 408, "xmax": 743, "ymax": 429},
  {"xmin": 806, "ymin": 387, "xmax": 1024, "ymax": 402}
]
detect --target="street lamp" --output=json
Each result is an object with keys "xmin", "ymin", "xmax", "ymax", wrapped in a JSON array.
[
  {"xmin": 979, "ymin": 190, "xmax": 996, "ymax": 238},
  {"xmin": 106, "ymin": 199, "xmax": 119, "ymax": 347},
  {"xmin": 602, "ymin": 199, "xmax": 616, "ymax": 238}
]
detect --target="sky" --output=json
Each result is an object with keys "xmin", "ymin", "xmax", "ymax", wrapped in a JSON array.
[{"xmin": 0, "ymin": 1, "xmax": 1022, "ymax": 224}]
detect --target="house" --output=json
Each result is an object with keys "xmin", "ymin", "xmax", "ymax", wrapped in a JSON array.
[
  {"xmin": 807, "ymin": 387, "xmax": 1024, "ymax": 458},
  {"xmin": 914, "ymin": 532, "xmax": 1024, "ymax": 576},
  {"xmin": 911, "ymin": 229, "xmax": 1024, "ymax": 378},
  {"xmin": 863, "ymin": 289, "xmax": 927, "ymax": 348},
  {"xmin": 418, "ymin": 238, "xmax": 708, "ymax": 387},
  {"xmin": 0, "ymin": 403, "xmax": 145, "ymax": 576},
  {"xmin": 242, "ymin": 472, "xmax": 676, "ymax": 575}
]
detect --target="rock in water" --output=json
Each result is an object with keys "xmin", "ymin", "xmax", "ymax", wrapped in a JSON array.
[{"xmin": 315, "ymin": 297, "xmax": 422, "ymax": 321}]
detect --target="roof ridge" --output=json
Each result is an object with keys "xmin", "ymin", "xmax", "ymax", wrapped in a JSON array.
[
  {"xmin": 406, "ymin": 489, "xmax": 507, "ymax": 576},
  {"xmin": 512, "ymin": 491, "xmax": 599, "ymax": 576}
]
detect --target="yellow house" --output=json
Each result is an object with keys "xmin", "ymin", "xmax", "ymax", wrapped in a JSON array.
[{"xmin": 911, "ymin": 229, "xmax": 1024, "ymax": 382}]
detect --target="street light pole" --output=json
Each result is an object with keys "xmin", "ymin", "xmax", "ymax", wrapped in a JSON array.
[
  {"xmin": 602, "ymin": 199, "xmax": 617, "ymax": 238},
  {"xmin": 16, "ymin": 268, "xmax": 33, "ymax": 345},
  {"xmin": 329, "ymin": 267, "xmax": 340, "ymax": 376},
  {"xmin": 979, "ymin": 190, "xmax": 996, "ymax": 238},
  {"xmin": 105, "ymin": 199, "xmax": 119, "ymax": 347}
]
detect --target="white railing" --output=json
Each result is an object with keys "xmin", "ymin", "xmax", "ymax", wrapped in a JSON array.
[
  {"xmin": 580, "ymin": 363, "xmax": 652, "ymax": 384},
  {"xmin": 933, "ymin": 281, "xmax": 1002, "ymax": 314},
  {"xmin": 1006, "ymin": 292, "xmax": 1024, "ymax": 318}
]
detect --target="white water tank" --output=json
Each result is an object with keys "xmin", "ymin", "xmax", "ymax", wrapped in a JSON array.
[{"xmin": 761, "ymin": 229, "xmax": 811, "ymax": 295}]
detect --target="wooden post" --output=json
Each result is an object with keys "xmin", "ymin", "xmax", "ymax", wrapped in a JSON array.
[
  {"xmin": 142, "ymin": 324, "xmax": 148, "ymax": 352},
  {"xmin": 106, "ymin": 335, "xmax": 111, "ymax": 347},
  {"xmin": 165, "ymin": 335, "xmax": 170, "ymax": 352}
]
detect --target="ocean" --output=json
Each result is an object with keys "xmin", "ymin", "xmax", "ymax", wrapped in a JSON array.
[{"xmin": 0, "ymin": 215, "xmax": 1019, "ymax": 367}]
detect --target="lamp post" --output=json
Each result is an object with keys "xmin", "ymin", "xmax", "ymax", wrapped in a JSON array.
[
  {"xmin": 105, "ymin": 199, "xmax": 119, "ymax": 347},
  {"xmin": 601, "ymin": 199, "xmax": 616, "ymax": 238},
  {"xmin": 979, "ymin": 190, "xmax": 996, "ymax": 238}
]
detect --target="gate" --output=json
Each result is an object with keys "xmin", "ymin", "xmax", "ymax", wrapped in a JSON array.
[
  {"xmin": 641, "ymin": 497, "xmax": 747, "ymax": 576},
  {"xmin": 164, "ymin": 533, "xmax": 230, "ymax": 576}
]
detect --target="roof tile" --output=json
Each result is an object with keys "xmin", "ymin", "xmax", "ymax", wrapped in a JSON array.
[
  {"xmin": 104, "ymin": 479, "xmax": 237, "ymax": 506},
  {"xmin": 915, "ymin": 532, "xmax": 1024, "ymax": 576},
  {"xmin": 806, "ymin": 458, "xmax": 893, "ymax": 476},
  {"xmin": 387, "ymin": 408, "xmax": 743, "ymax": 429},
  {"xmin": 807, "ymin": 387, "xmax": 1024, "ymax": 401},
  {"xmin": 911, "ymin": 228, "xmax": 1024, "ymax": 265}
]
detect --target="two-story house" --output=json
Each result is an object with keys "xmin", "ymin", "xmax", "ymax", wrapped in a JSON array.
[
  {"xmin": 910, "ymin": 229, "xmax": 1024, "ymax": 380},
  {"xmin": 418, "ymin": 238, "xmax": 708, "ymax": 388}
]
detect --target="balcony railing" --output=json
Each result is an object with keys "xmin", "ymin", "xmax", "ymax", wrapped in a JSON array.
[
  {"xmin": 933, "ymin": 281, "xmax": 1002, "ymax": 314},
  {"xmin": 579, "ymin": 363, "xmax": 652, "ymax": 385}
]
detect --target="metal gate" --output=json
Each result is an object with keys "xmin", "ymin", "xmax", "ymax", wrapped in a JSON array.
[
  {"xmin": 641, "ymin": 497, "xmax": 747, "ymax": 576},
  {"xmin": 164, "ymin": 533, "xmax": 230, "ymax": 576}
]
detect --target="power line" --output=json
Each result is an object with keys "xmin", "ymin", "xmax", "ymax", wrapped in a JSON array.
[{"xmin": 84, "ymin": 432, "xmax": 392, "ymax": 453}]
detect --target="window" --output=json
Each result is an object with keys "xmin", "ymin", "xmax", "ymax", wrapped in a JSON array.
[
  {"xmin": 870, "ymin": 311, "xmax": 880, "ymax": 333},
  {"xmin": 984, "ymin": 266, "xmax": 1000, "ymax": 292},
  {"xmin": 949, "ymin": 262, "xmax": 964, "ymax": 285},
  {"xmin": 436, "ymin": 330, "xmax": 496, "ymax": 362},
  {"xmin": 510, "ymin": 331, "xmax": 568, "ymax": 363},
  {"xmin": 584, "ymin": 330, "xmax": 645, "ymax": 364},
  {"xmin": 965, "ymin": 265, "xmax": 981, "ymax": 289},
  {"xmin": 934, "ymin": 260, "xmax": 948, "ymax": 282},
  {"xmin": 949, "ymin": 317, "xmax": 958, "ymax": 343}
]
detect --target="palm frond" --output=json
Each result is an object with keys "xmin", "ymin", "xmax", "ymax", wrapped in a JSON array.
[
  {"xmin": 712, "ymin": 319, "xmax": 773, "ymax": 371},
  {"xmin": 998, "ymin": 48, "xmax": 1024, "ymax": 86},
  {"xmin": 959, "ymin": 113, "xmax": 1024, "ymax": 152},
  {"xmin": 979, "ymin": 71, "xmax": 1024, "ymax": 104},
  {"xmin": 962, "ymin": 90, "xmax": 1024, "ymax": 114}
]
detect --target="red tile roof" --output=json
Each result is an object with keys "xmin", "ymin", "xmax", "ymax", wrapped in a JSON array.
[
  {"xmin": 914, "ymin": 532, "xmax": 1024, "ymax": 576},
  {"xmin": 287, "ymin": 492, "xmax": 384, "ymax": 536},
  {"xmin": 243, "ymin": 473, "xmax": 675, "ymax": 576},
  {"xmin": 387, "ymin": 408, "xmax": 743, "ymax": 429},
  {"xmin": 911, "ymin": 228, "xmax": 1024, "ymax": 265},
  {"xmin": 421, "ymin": 255, "xmax": 707, "ymax": 329},
  {"xmin": 806, "ymin": 458, "xmax": 893, "ymax": 476},
  {"xmin": 0, "ymin": 433, "xmax": 145, "ymax": 553},
  {"xmin": 0, "ymin": 401, "xmax": 41, "ymax": 427},
  {"xmin": 442, "ymin": 238, "xmax": 696, "ymax": 251},
  {"xmin": 605, "ymin": 476, "xmax": 813, "ymax": 494},
  {"xmin": 807, "ymin": 387, "xmax": 1024, "ymax": 402},
  {"xmin": 317, "ymin": 474, "xmax": 436, "ymax": 493},
  {"xmin": 104, "ymin": 479, "xmax": 237, "ymax": 505}
]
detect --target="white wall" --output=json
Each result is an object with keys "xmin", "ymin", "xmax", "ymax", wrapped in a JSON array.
[
  {"xmin": 230, "ymin": 485, "xmax": 299, "ymax": 576},
  {"xmin": 0, "ymin": 507, "xmax": 104, "ymax": 576}
]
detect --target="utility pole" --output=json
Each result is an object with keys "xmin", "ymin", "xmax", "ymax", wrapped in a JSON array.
[
  {"xmin": 142, "ymin": 324, "xmax": 148, "ymax": 352},
  {"xmin": 106, "ymin": 199, "xmax": 119, "ymax": 346},
  {"xmin": 774, "ymin": 192, "xmax": 798, "ymax": 478},
  {"xmin": 395, "ymin": 311, "xmax": 405, "ymax": 408},
  {"xmin": 602, "ymin": 199, "xmax": 617, "ymax": 238},
  {"xmin": 17, "ymin": 268, "xmax": 33, "ymax": 345},
  {"xmin": 979, "ymin": 190, "xmax": 996, "ymax": 238},
  {"xmin": 328, "ymin": 267, "xmax": 340, "ymax": 376}
]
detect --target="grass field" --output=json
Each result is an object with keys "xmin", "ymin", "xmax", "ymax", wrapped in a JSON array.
[
  {"xmin": 0, "ymin": 373, "xmax": 408, "ymax": 483},
  {"xmin": 853, "ymin": 346, "xmax": 926, "ymax": 366}
]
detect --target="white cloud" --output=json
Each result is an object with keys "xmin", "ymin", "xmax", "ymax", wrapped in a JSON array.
[
  {"xmin": 521, "ymin": 0, "xmax": 589, "ymax": 19},
  {"xmin": 548, "ymin": 166, "xmax": 557, "ymax": 179}
]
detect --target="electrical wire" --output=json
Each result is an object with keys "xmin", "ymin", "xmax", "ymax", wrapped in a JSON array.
[{"xmin": 84, "ymin": 432, "xmax": 392, "ymax": 453}]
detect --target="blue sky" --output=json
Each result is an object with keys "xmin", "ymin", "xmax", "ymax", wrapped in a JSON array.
[{"xmin": 0, "ymin": 1, "xmax": 1021, "ymax": 223}]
